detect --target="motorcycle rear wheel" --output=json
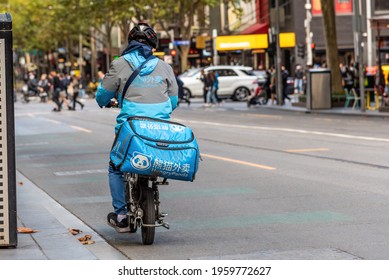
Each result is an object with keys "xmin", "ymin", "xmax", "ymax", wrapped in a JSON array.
[{"xmin": 141, "ymin": 185, "xmax": 156, "ymax": 245}]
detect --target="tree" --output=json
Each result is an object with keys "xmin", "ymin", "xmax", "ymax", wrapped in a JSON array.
[{"xmin": 320, "ymin": 0, "xmax": 343, "ymax": 94}]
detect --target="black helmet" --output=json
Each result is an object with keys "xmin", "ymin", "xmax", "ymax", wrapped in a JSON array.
[{"xmin": 128, "ymin": 23, "xmax": 158, "ymax": 49}]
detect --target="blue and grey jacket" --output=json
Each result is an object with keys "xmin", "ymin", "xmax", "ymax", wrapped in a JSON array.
[{"xmin": 96, "ymin": 41, "xmax": 178, "ymax": 133}]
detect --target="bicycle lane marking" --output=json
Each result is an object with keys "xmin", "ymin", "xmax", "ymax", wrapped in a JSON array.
[{"xmin": 201, "ymin": 153, "xmax": 276, "ymax": 170}]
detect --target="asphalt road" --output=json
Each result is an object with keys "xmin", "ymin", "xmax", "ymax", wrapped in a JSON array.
[{"xmin": 14, "ymin": 97, "xmax": 389, "ymax": 260}]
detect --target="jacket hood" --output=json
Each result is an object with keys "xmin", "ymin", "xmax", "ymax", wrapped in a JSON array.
[{"xmin": 122, "ymin": 41, "xmax": 158, "ymax": 75}]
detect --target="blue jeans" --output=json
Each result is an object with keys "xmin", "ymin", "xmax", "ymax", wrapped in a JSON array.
[
  {"xmin": 207, "ymin": 87, "xmax": 217, "ymax": 104},
  {"xmin": 108, "ymin": 164, "xmax": 127, "ymax": 215}
]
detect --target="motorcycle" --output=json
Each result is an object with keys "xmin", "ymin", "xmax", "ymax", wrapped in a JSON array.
[
  {"xmin": 104, "ymin": 101, "xmax": 170, "ymax": 245},
  {"xmin": 247, "ymin": 85, "xmax": 268, "ymax": 107},
  {"xmin": 125, "ymin": 173, "xmax": 169, "ymax": 245}
]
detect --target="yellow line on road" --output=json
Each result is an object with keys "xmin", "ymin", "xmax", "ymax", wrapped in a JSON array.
[
  {"xmin": 201, "ymin": 153, "xmax": 276, "ymax": 170},
  {"xmin": 71, "ymin": 125, "xmax": 92, "ymax": 133},
  {"xmin": 286, "ymin": 148, "xmax": 329, "ymax": 153}
]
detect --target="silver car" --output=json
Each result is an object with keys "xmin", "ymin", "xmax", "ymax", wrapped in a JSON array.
[{"xmin": 179, "ymin": 66, "xmax": 259, "ymax": 101}]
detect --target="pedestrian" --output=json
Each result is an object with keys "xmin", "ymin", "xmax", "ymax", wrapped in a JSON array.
[
  {"xmin": 95, "ymin": 23, "xmax": 178, "ymax": 233},
  {"xmin": 175, "ymin": 69, "xmax": 190, "ymax": 106},
  {"xmin": 78, "ymin": 75, "xmax": 86, "ymax": 99},
  {"xmin": 49, "ymin": 71, "xmax": 62, "ymax": 112},
  {"xmin": 205, "ymin": 71, "xmax": 218, "ymax": 106},
  {"xmin": 269, "ymin": 67, "xmax": 277, "ymax": 105},
  {"xmin": 340, "ymin": 63, "xmax": 354, "ymax": 92},
  {"xmin": 200, "ymin": 69, "xmax": 208, "ymax": 104},
  {"xmin": 281, "ymin": 65, "xmax": 291, "ymax": 104},
  {"xmin": 294, "ymin": 64, "xmax": 304, "ymax": 94},
  {"xmin": 37, "ymin": 73, "xmax": 49, "ymax": 103},
  {"xmin": 70, "ymin": 75, "xmax": 85, "ymax": 110},
  {"xmin": 59, "ymin": 73, "xmax": 72, "ymax": 110},
  {"xmin": 214, "ymin": 72, "xmax": 223, "ymax": 105}
]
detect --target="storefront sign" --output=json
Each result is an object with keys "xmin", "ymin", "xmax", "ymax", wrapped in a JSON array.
[
  {"xmin": 279, "ymin": 32, "xmax": 296, "ymax": 48},
  {"xmin": 216, "ymin": 34, "xmax": 268, "ymax": 51}
]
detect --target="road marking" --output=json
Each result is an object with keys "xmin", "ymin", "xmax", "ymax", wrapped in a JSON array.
[
  {"xmin": 287, "ymin": 148, "xmax": 330, "ymax": 153},
  {"xmin": 240, "ymin": 113, "xmax": 283, "ymax": 119},
  {"xmin": 16, "ymin": 142, "xmax": 49, "ymax": 147},
  {"xmin": 70, "ymin": 125, "xmax": 92, "ymax": 133},
  {"xmin": 46, "ymin": 119, "xmax": 61, "ymax": 124},
  {"xmin": 54, "ymin": 169, "xmax": 106, "ymax": 176},
  {"xmin": 201, "ymin": 153, "xmax": 276, "ymax": 170},
  {"xmin": 175, "ymin": 119, "xmax": 389, "ymax": 143}
]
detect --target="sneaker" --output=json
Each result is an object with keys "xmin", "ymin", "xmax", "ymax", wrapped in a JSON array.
[{"xmin": 107, "ymin": 212, "xmax": 131, "ymax": 233}]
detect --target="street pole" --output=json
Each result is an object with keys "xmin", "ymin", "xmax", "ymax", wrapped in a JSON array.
[
  {"xmin": 366, "ymin": 0, "xmax": 373, "ymax": 68},
  {"xmin": 354, "ymin": 0, "xmax": 365, "ymax": 112},
  {"xmin": 213, "ymin": 29, "xmax": 218, "ymax": 66},
  {"xmin": 79, "ymin": 34, "xmax": 83, "ymax": 77},
  {"xmin": 305, "ymin": 0, "xmax": 313, "ymax": 67},
  {"xmin": 275, "ymin": 0, "xmax": 282, "ymax": 105}
]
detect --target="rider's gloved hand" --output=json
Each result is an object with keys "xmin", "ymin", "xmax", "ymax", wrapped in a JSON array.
[{"xmin": 101, "ymin": 99, "xmax": 118, "ymax": 108}]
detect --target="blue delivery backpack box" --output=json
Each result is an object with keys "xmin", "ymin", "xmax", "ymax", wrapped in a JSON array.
[{"xmin": 110, "ymin": 117, "xmax": 200, "ymax": 181}]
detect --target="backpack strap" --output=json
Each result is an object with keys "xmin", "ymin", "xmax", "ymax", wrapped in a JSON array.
[{"xmin": 119, "ymin": 55, "xmax": 156, "ymax": 106}]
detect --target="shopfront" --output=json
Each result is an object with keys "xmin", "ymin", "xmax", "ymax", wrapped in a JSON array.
[{"xmin": 215, "ymin": 34, "xmax": 268, "ymax": 67}]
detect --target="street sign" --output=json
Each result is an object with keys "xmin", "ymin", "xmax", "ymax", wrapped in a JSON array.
[{"xmin": 173, "ymin": 40, "xmax": 190, "ymax": 46}]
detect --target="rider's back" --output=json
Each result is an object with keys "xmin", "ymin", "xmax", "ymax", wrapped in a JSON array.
[{"xmin": 96, "ymin": 50, "xmax": 178, "ymax": 133}]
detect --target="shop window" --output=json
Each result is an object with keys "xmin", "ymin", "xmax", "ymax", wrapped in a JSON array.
[{"xmin": 375, "ymin": 0, "xmax": 389, "ymax": 11}]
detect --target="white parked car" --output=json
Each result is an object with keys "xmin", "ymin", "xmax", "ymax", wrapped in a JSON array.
[{"xmin": 179, "ymin": 66, "xmax": 259, "ymax": 101}]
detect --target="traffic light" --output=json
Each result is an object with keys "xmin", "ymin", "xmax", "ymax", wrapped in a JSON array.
[
  {"xmin": 170, "ymin": 49, "xmax": 177, "ymax": 56},
  {"xmin": 297, "ymin": 43, "xmax": 305, "ymax": 59},
  {"xmin": 311, "ymin": 43, "xmax": 316, "ymax": 54}
]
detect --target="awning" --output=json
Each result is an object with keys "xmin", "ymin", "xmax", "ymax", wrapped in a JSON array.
[
  {"xmin": 240, "ymin": 22, "xmax": 268, "ymax": 35},
  {"xmin": 369, "ymin": 14, "xmax": 389, "ymax": 29}
]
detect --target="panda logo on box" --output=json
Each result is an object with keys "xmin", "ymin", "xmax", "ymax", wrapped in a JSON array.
[{"xmin": 130, "ymin": 152, "xmax": 152, "ymax": 170}]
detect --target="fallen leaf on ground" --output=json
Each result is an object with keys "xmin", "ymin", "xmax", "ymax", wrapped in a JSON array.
[
  {"xmin": 18, "ymin": 182, "xmax": 24, "ymax": 186},
  {"xmin": 68, "ymin": 228, "xmax": 82, "ymax": 235},
  {"xmin": 80, "ymin": 240, "xmax": 95, "ymax": 245},
  {"xmin": 77, "ymin": 234, "xmax": 92, "ymax": 242},
  {"xmin": 17, "ymin": 227, "xmax": 39, "ymax": 233}
]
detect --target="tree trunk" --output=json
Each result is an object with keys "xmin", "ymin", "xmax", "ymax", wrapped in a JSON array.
[
  {"xmin": 180, "ymin": 44, "xmax": 189, "ymax": 71},
  {"xmin": 320, "ymin": 0, "xmax": 343, "ymax": 94}
]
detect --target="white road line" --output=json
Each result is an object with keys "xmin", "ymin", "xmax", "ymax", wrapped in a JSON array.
[
  {"xmin": 16, "ymin": 142, "xmax": 49, "ymax": 147},
  {"xmin": 174, "ymin": 119, "xmax": 389, "ymax": 143},
  {"xmin": 54, "ymin": 169, "xmax": 107, "ymax": 176},
  {"xmin": 46, "ymin": 119, "xmax": 61, "ymax": 124}
]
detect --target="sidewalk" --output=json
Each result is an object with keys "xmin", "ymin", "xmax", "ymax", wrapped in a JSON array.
[
  {"xmin": 264, "ymin": 100, "xmax": 389, "ymax": 118},
  {"xmin": 0, "ymin": 171, "xmax": 127, "ymax": 260}
]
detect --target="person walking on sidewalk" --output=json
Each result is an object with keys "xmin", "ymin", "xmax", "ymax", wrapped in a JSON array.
[{"xmin": 281, "ymin": 66, "xmax": 291, "ymax": 104}]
